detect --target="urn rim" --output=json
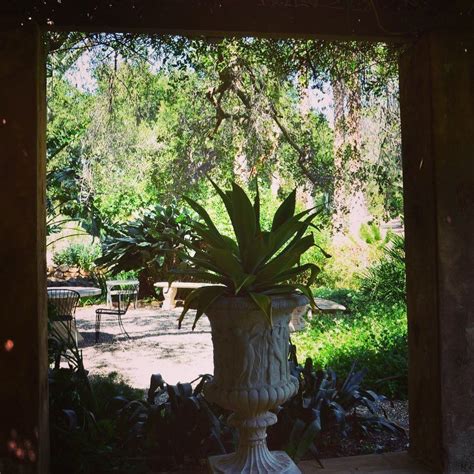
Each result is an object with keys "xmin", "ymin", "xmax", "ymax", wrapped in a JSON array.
[{"xmin": 205, "ymin": 293, "xmax": 309, "ymax": 312}]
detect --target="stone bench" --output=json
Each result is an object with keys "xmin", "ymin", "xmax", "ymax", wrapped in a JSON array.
[
  {"xmin": 314, "ymin": 297, "xmax": 346, "ymax": 313},
  {"xmin": 154, "ymin": 281, "xmax": 216, "ymax": 310},
  {"xmin": 290, "ymin": 297, "xmax": 346, "ymax": 332}
]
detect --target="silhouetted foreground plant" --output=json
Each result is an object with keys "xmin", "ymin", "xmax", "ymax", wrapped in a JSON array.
[
  {"xmin": 112, "ymin": 373, "xmax": 235, "ymax": 472},
  {"xmin": 268, "ymin": 344, "xmax": 405, "ymax": 464},
  {"xmin": 48, "ymin": 321, "xmax": 232, "ymax": 473}
]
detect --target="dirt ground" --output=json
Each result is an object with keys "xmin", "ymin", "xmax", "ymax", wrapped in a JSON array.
[{"xmin": 76, "ymin": 305, "xmax": 214, "ymax": 389}]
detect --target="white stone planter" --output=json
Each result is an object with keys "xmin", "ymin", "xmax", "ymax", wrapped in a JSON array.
[{"xmin": 204, "ymin": 294, "xmax": 308, "ymax": 473}]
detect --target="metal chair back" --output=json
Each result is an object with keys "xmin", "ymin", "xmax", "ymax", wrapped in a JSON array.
[
  {"xmin": 47, "ymin": 289, "xmax": 80, "ymax": 321},
  {"xmin": 115, "ymin": 284, "xmax": 139, "ymax": 314},
  {"xmin": 95, "ymin": 283, "xmax": 139, "ymax": 342}
]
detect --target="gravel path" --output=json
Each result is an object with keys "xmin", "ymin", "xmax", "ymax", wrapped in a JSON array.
[{"xmin": 76, "ymin": 305, "xmax": 214, "ymax": 389}]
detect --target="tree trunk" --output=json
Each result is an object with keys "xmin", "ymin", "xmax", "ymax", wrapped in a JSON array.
[
  {"xmin": 297, "ymin": 85, "xmax": 316, "ymax": 209},
  {"xmin": 332, "ymin": 77, "xmax": 370, "ymax": 237}
]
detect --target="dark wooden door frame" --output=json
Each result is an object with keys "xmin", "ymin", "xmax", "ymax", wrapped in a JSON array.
[{"xmin": 1, "ymin": 3, "xmax": 473, "ymax": 472}]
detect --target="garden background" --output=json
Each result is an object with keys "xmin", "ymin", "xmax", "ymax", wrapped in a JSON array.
[{"xmin": 45, "ymin": 32, "xmax": 408, "ymax": 472}]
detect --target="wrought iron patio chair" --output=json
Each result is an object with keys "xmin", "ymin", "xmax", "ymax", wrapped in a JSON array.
[
  {"xmin": 47, "ymin": 288, "xmax": 81, "ymax": 344},
  {"xmin": 95, "ymin": 283, "xmax": 139, "ymax": 343}
]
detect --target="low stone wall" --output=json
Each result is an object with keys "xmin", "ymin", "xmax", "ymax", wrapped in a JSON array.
[{"xmin": 47, "ymin": 265, "xmax": 94, "ymax": 286}]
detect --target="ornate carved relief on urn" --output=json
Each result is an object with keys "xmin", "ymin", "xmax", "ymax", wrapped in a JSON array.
[{"xmin": 204, "ymin": 294, "xmax": 308, "ymax": 473}]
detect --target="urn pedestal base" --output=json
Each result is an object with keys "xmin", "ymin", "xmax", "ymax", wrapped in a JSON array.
[
  {"xmin": 207, "ymin": 411, "xmax": 301, "ymax": 473},
  {"xmin": 208, "ymin": 450, "xmax": 301, "ymax": 473}
]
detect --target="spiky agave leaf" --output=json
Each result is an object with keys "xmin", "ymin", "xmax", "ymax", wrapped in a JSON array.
[{"xmin": 172, "ymin": 180, "xmax": 324, "ymax": 326}]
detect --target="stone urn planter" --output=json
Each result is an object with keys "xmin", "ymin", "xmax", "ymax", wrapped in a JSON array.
[{"xmin": 204, "ymin": 294, "xmax": 308, "ymax": 473}]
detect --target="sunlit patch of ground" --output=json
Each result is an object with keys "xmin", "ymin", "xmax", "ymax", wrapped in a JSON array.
[{"xmin": 75, "ymin": 306, "xmax": 213, "ymax": 389}]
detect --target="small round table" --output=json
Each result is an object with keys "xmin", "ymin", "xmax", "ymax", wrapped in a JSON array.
[{"xmin": 47, "ymin": 286, "xmax": 102, "ymax": 298}]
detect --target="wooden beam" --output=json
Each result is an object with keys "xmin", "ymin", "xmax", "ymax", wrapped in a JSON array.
[
  {"xmin": 400, "ymin": 32, "xmax": 474, "ymax": 472},
  {"xmin": 0, "ymin": 0, "xmax": 452, "ymax": 42},
  {"xmin": 0, "ymin": 22, "xmax": 48, "ymax": 473}
]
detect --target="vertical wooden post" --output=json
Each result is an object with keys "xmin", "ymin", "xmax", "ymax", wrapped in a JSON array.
[
  {"xmin": 0, "ymin": 22, "xmax": 48, "ymax": 473},
  {"xmin": 400, "ymin": 32, "xmax": 474, "ymax": 472}
]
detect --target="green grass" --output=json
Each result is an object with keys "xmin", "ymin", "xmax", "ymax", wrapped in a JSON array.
[{"xmin": 293, "ymin": 299, "xmax": 408, "ymax": 399}]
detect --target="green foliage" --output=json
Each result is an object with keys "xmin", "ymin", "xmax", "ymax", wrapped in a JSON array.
[
  {"xmin": 293, "ymin": 302, "xmax": 408, "ymax": 399},
  {"xmin": 298, "ymin": 227, "xmax": 332, "ymax": 285},
  {"xmin": 46, "ymin": 34, "xmax": 404, "ymax": 238},
  {"xmin": 316, "ymin": 238, "xmax": 371, "ymax": 289},
  {"xmin": 359, "ymin": 222, "xmax": 383, "ymax": 245},
  {"xmin": 358, "ymin": 234, "xmax": 406, "ymax": 307},
  {"xmin": 114, "ymin": 374, "xmax": 233, "ymax": 471},
  {"xmin": 46, "ymin": 77, "xmax": 107, "ymax": 239},
  {"xmin": 96, "ymin": 204, "xmax": 196, "ymax": 297},
  {"xmin": 53, "ymin": 242, "xmax": 101, "ymax": 272},
  {"xmin": 269, "ymin": 348, "xmax": 404, "ymax": 462},
  {"xmin": 175, "ymin": 180, "xmax": 321, "ymax": 328}
]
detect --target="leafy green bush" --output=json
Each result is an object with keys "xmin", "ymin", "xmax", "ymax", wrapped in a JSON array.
[
  {"xmin": 96, "ymin": 204, "xmax": 196, "ymax": 297},
  {"xmin": 358, "ymin": 234, "xmax": 406, "ymax": 306},
  {"xmin": 359, "ymin": 222, "xmax": 387, "ymax": 246},
  {"xmin": 316, "ymin": 238, "xmax": 372, "ymax": 289},
  {"xmin": 53, "ymin": 242, "xmax": 101, "ymax": 272},
  {"xmin": 293, "ymin": 302, "xmax": 408, "ymax": 399}
]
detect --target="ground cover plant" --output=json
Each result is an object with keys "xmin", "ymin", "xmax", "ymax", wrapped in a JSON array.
[
  {"xmin": 294, "ymin": 236, "xmax": 408, "ymax": 399},
  {"xmin": 293, "ymin": 302, "xmax": 408, "ymax": 399}
]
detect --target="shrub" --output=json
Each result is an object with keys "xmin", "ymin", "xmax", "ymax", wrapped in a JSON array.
[
  {"xmin": 292, "ymin": 302, "xmax": 408, "ymax": 399},
  {"xmin": 53, "ymin": 242, "xmax": 101, "ymax": 272},
  {"xmin": 316, "ymin": 237, "xmax": 374, "ymax": 289},
  {"xmin": 358, "ymin": 234, "xmax": 406, "ymax": 306},
  {"xmin": 96, "ymin": 204, "xmax": 196, "ymax": 297},
  {"xmin": 359, "ymin": 222, "xmax": 389, "ymax": 247}
]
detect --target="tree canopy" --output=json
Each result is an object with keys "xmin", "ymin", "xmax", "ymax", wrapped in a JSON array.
[{"xmin": 46, "ymin": 33, "xmax": 403, "ymax": 238}]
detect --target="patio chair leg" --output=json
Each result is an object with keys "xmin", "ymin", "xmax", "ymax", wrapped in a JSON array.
[
  {"xmin": 117, "ymin": 313, "xmax": 130, "ymax": 339},
  {"xmin": 95, "ymin": 313, "xmax": 101, "ymax": 343}
]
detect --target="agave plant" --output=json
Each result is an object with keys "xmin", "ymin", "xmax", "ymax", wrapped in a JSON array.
[{"xmin": 173, "ymin": 180, "xmax": 322, "ymax": 328}]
